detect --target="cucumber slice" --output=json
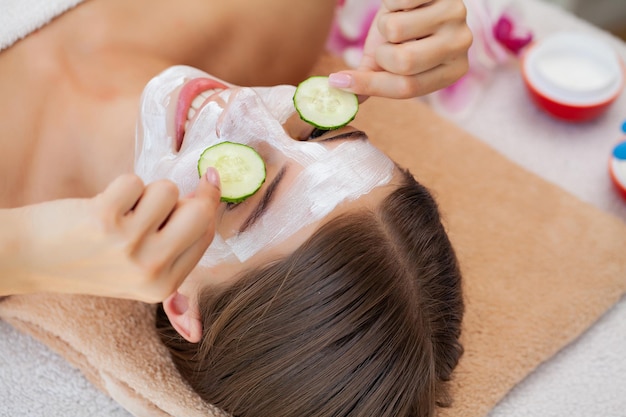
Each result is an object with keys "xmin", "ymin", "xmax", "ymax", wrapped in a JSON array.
[
  {"xmin": 293, "ymin": 76, "xmax": 359, "ymax": 130},
  {"xmin": 197, "ymin": 142, "xmax": 266, "ymax": 203}
]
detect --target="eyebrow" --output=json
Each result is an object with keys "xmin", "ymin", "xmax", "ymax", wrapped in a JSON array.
[
  {"xmin": 238, "ymin": 164, "xmax": 288, "ymax": 234},
  {"xmin": 319, "ymin": 129, "xmax": 368, "ymax": 142}
]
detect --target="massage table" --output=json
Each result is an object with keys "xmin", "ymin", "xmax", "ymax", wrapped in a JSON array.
[{"xmin": 1, "ymin": 0, "xmax": 625, "ymax": 416}]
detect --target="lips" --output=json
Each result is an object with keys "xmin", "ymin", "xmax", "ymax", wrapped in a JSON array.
[{"xmin": 175, "ymin": 78, "xmax": 228, "ymax": 151}]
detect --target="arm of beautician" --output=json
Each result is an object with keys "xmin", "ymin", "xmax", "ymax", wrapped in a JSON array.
[
  {"xmin": 329, "ymin": 0, "xmax": 473, "ymax": 99},
  {"xmin": 0, "ymin": 171, "xmax": 221, "ymax": 303}
]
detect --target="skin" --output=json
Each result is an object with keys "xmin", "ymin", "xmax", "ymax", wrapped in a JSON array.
[
  {"xmin": 164, "ymin": 171, "xmax": 399, "ymax": 343},
  {"xmin": 0, "ymin": 0, "xmax": 337, "ymax": 301},
  {"xmin": 130, "ymin": 65, "xmax": 400, "ymax": 341},
  {"xmin": 330, "ymin": 0, "xmax": 473, "ymax": 98},
  {"xmin": 0, "ymin": 0, "xmax": 470, "ymax": 303}
]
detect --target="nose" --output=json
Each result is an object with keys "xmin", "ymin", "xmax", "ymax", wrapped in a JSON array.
[
  {"xmin": 215, "ymin": 88, "xmax": 297, "ymax": 147},
  {"xmin": 282, "ymin": 112, "xmax": 316, "ymax": 141}
]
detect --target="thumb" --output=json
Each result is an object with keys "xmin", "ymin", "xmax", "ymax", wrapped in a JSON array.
[
  {"xmin": 328, "ymin": 70, "xmax": 374, "ymax": 104},
  {"xmin": 195, "ymin": 167, "xmax": 222, "ymax": 210},
  {"xmin": 330, "ymin": 69, "xmax": 414, "ymax": 99}
]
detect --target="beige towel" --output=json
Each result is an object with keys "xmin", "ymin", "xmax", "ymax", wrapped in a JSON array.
[{"xmin": 1, "ymin": 56, "xmax": 625, "ymax": 417}]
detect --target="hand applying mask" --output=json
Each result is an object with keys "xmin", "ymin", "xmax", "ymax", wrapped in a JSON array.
[{"xmin": 329, "ymin": 0, "xmax": 473, "ymax": 99}]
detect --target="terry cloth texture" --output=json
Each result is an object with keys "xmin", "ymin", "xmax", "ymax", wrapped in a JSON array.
[
  {"xmin": 2, "ymin": 0, "xmax": 626, "ymax": 415},
  {"xmin": 1, "ymin": 51, "xmax": 625, "ymax": 417},
  {"xmin": 0, "ymin": 0, "xmax": 86, "ymax": 51}
]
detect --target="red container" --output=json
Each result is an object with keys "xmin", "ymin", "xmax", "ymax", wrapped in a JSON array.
[{"xmin": 521, "ymin": 32, "xmax": 625, "ymax": 122}]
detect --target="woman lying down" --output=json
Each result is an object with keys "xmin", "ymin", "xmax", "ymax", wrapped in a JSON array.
[
  {"xmin": 146, "ymin": 66, "xmax": 464, "ymax": 417},
  {"xmin": 1, "ymin": 64, "xmax": 464, "ymax": 416},
  {"xmin": 0, "ymin": 0, "xmax": 471, "ymax": 412}
]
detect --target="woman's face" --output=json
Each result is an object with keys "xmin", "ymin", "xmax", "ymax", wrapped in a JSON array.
[{"xmin": 135, "ymin": 65, "xmax": 396, "ymax": 298}]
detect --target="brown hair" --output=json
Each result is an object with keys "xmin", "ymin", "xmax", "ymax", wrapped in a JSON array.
[{"xmin": 156, "ymin": 169, "xmax": 463, "ymax": 416}]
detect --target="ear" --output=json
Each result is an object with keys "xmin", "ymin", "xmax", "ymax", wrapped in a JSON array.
[{"xmin": 162, "ymin": 291, "xmax": 202, "ymax": 343}]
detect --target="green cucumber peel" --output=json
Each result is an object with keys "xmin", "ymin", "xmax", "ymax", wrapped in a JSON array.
[
  {"xmin": 197, "ymin": 141, "xmax": 266, "ymax": 203},
  {"xmin": 293, "ymin": 76, "xmax": 359, "ymax": 130}
]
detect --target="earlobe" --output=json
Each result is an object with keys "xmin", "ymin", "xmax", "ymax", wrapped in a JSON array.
[{"xmin": 162, "ymin": 291, "xmax": 202, "ymax": 343}]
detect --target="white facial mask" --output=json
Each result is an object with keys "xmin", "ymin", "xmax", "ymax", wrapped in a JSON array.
[{"xmin": 135, "ymin": 66, "xmax": 394, "ymax": 266}]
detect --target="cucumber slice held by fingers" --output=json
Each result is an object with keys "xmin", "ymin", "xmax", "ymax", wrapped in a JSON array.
[
  {"xmin": 293, "ymin": 76, "xmax": 359, "ymax": 130},
  {"xmin": 197, "ymin": 142, "xmax": 266, "ymax": 203}
]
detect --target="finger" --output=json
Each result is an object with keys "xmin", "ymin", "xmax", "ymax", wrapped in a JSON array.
[
  {"xmin": 375, "ymin": 37, "xmax": 441, "ymax": 77},
  {"xmin": 137, "ymin": 226, "xmax": 211, "ymax": 302},
  {"xmin": 337, "ymin": 61, "xmax": 465, "ymax": 99},
  {"xmin": 379, "ymin": 0, "xmax": 468, "ymax": 42},
  {"xmin": 167, "ymin": 230, "xmax": 214, "ymax": 293},
  {"xmin": 378, "ymin": 6, "xmax": 438, "ymax": 44},
  {"xmin": 358, "ymin": 32, "xmax": 386, "ymax": 73},
  {"xmin": 383, "ymin": 0, "xmax": 433, "ymax": 13},
  {"xmin": 130, "ymin": 200, "xmax": 216, "ymax": 301},
  {"xmin": 376, "ymin": 18, "xmax": 472, "ymax": 77},
  {"xmin": 127, "ymin": 179, "xmax": 180, "ymax": 233},
  {"xmin": 131, "ymin": 171, "xmax": 221, "ymax": 296},
  {"xmin": 344, "ymin": 69, "xmax": 423, "ymax": 99},
  {"xmin": 144, "ymin": 169, "xmax": 221, "ymax": 269},
  {"xmin": 163, "ymin": 168, "xmax": 221, "ymax": 244},
  {"xmin": 195, "ymin": 166, "xmax": 222, "ymax": 205},
  {"xmin": 166, "ymin": 181, "xmax": 221, "ymax": 286},
  {"xmin": 98, "ymin": 174, "xmax": 145, "ymax": 215},
  {"xmin": 145, "ymin": 197, "xmax": 218, "ymax": 290},
  {"xmin": 355, "ymin": 6, "xmax": 386, "ymax": 73}
]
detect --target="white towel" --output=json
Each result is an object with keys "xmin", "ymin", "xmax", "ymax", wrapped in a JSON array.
[{"xmin": 0, "ymin": 0, "xmax": 86, "ymax": 51}]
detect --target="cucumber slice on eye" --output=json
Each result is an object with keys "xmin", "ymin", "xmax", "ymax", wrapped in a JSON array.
[
  {"xmin": 293, "ymin": 76, "xmax": 359, "ymax": 130},
  {"xmin": 197, "ymin": 142, "xmax": 266, "ymax": 203}
]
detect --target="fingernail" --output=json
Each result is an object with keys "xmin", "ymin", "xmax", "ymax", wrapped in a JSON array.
[
  {"xmin": 329, "ymin": 73, "xmax": 352, "ymax": 88},
  {"xmin": 204, "ymin": 167, "xmax": 220, "ymax": 189}
]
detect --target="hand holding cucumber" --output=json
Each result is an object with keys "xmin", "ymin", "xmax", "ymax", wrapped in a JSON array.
[
  {"xmin": 328, "ymin": 0, "xmax": 473, "ymax": 99},
  {"xmin": 1, "ymin": 172, "xmax": 221, "ymax": 303}
]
